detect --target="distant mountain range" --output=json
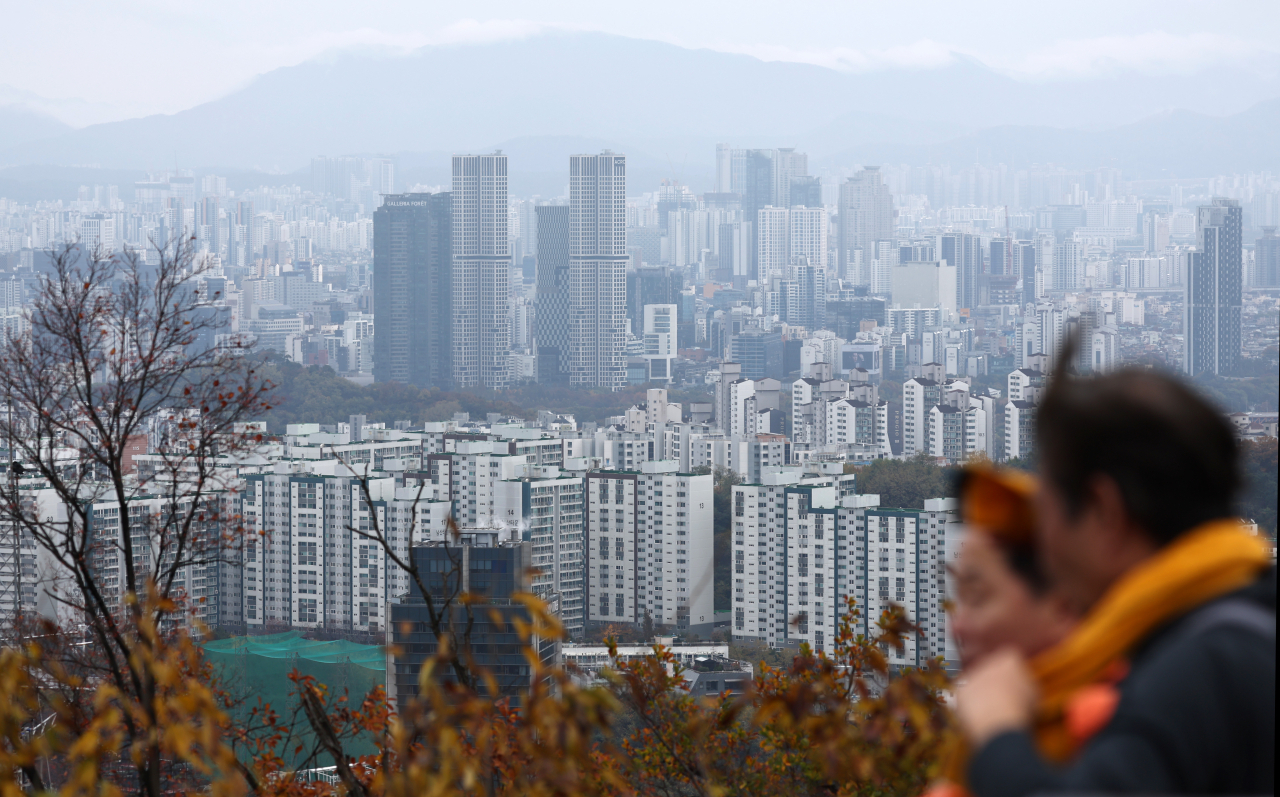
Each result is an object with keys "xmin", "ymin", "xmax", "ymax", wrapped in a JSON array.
[
  {"xmin": 0, "ymin": 31, "xmax": 1277, "ymax": 187},
  {"xmin": 0, "ymin": 105, "xmax": 71, "ymax": 152}
]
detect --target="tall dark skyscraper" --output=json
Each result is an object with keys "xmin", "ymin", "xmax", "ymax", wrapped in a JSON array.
[
  {"xmin": 733, "ymin": 149, "xmax": 777, "ymax": 282},
  {"xmin": 626, "ymin": 266, "xmax": 683, "ymax": 331},
  {"xmin": 1185, "ymin": 198, "xmax": 1242, "ymax": 376},
  {"xmin": 989, "ymin": 237, "xmax": 1009, "ymax": 276},
  {"xmin": 534, "ymin": 204, "xmax": 571, "ymax": 385},
  {"xmin": 1014, "ymin": 241, "xmax": 1038, "ymax": 306},
  {"xmin": 789, "ymin": 175, "xmax": 823, "ymax": 209},
  {"xmin": 372, "ymin": 193, "xmax": 452, "ymax": 388},
  {"xmin": 1257, "ymin": 227, "xmax": 1280, "ymax": 288},
  {"xmin": 938, "ymin": 232, "xmax": 983, "ymax": 312}
]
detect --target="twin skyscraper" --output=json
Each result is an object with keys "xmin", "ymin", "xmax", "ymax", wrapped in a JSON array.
[{"xmin": 373, "ymin": 151, "xmax": 627, "ymax": 391}]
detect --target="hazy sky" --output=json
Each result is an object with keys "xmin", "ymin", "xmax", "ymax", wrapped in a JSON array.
[{"xmin": 4, "ymin": 0, "xmax": 1279, "ymax": 123}]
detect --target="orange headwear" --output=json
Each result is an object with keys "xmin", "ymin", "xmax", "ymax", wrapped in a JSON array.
[{"xmin": 957, "ymin": 466, "xmax": 1038, "ymax": 545}]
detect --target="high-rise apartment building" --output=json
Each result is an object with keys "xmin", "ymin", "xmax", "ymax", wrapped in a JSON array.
[
  {"xmin": 197, "ymin": 196, "xmax": 221, "ymax": 256},
  {"xmin": 1185, "ymin": 198, "xmax": 1243, "ymax": 375},
  {"xmin": 839, "ymin": 168, "xmax": 894, "ymax": 284},
  {"xmin": 715, "ymin": 143, "xmax": 733, "ymax": 194},
  {"xmin": 730, "ymin": 472, "xmax": 852, "ymax": 649},
  {"xmin": 373, "ymin": 193, "xmax": 453, "ymax": 388},
  {"xmin": 569, "ymin": 152, "xmax": 628, "ymax": 390},
  {"xmin": 772, "ymin": 148, "xmax": 808, "ymax": 213},
  {"xmin": 1052, "ymin": 239, "xmax": 1083, "ymax": 291},
  {"xmin": 789, "ymin": 205, "xmax": 828, "ymax": 272},
  {"xmin": 496, "ymin": 466, "xmax": 586, "ymax": 636},
  {"xmin": 241, "ymin": 468, "xmax": 452, "ymax": 633},
  {"xmin": 584, "ymin": 463, "xmax": 714, "ymax": 634},
  {"xmin": 452, "ymin": 153, "xmax": 511, "ymax": 390},
  {"xmin": 731, "ymin": 469, "xmax": 956, "ymax": 667},
  {"xmin": 756, "ymin": 206, "xmax": 790, "ymax": 280},
  {"xmin": 535, "ymin": 205, "xmax": 571, "ymax": 384}
]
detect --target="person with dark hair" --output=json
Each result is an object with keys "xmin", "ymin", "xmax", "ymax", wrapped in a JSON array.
[{"xmin": 956, "ymin": 366, "xmax": 1275, "ymax": 797}]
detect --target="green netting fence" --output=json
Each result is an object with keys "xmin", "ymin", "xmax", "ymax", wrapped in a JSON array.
[{"xmin": 203, "ymin": 632, "xmax": 385, "ymax": 769}]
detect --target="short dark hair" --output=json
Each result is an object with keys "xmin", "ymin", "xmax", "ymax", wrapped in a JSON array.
[{"xmin": 1036, "ymin": 367, "xmax": 1239, "ymax": 545}]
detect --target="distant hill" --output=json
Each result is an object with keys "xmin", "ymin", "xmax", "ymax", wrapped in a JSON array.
[
  {"xmin": 0, "ymin": 105, "xmax": 71, "ymax": 151},
  {"xmin": 1, "ymin": 31, "xmax": 1277, "ymax": 176},
  {"xmin": 816, "ymin": 98, "xmax": 1280, "ymax": 177}
]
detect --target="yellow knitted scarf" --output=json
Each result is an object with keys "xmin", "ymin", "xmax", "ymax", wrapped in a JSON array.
[{"xmin": 1029, "ymin": 519, "xmax": 1272, "ymax": 762}]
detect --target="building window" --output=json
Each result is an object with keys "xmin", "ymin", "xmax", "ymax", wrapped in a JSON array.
[
  {"xmin": 798, "ymin": 553, "xmax": 808, "ymax": 578},
  {"xmin": 299, "ymin": 598, "xmax": 318, "ymax": 624},
  {"xmin": 599, "ymin": 594, "xmax": 609, "ymax": 616},
  {"xmin": 896, "ymin": 517, "xmax": 906, "ymax": 543},
  {"xmin": 247, "ymin": 595, "xmax": 257, "ymax": 620},
  {"xmin": 615, "ymin": 594, "xmax": 625, "ymax": 616},
  {"xmin": 878, "ymin": 577, "xmax": 889, "ymax": 600},
  {"xmin": 299, "ymin": 541, "xmax": 318, "ymax": 565},
  {"xmin": 735, "ymin": 608, "xmax": 744, "ymax": 630},
  {"xmin": 895, "ymin": 578, "xmax": 905, "ymax": 602},
  {"xmin": 735, "ymin": 550, "xmax": 744, "ymax": 574},
  {"xmin": 615, "ymin": 537, "xmax": 624, "ymax": 560},
  {"xmin": 599, "ymin": 536, "xmax": 609, "ymax": 560}
]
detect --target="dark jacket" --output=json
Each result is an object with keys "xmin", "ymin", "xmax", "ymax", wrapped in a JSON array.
[{"xmin": 969, "ymin": 566, "xmax": 1276, "ymax": 797}]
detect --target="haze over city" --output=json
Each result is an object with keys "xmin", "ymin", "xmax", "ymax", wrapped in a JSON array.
[{"xmin": 0, "ymin": 3, "xmax": 1276, "ymax": 795}]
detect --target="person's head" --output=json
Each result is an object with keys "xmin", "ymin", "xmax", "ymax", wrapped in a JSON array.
[
  {"xmin": 1034, "ymin": 366, "xmax": 1240, "ymax": 614},
  {"xmin": 951, "ymin": 529, "xmax": 1076, "ymax": 666},
  {"xmin": 952, "ymin": 468, "xmax": 1075, "ymax": 665}
]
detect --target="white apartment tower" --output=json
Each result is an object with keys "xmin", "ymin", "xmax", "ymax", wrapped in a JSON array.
[
  {"xmin": 731, "ymin": 476, "xmax": 957, "ymax": 669},
  {"xmin": 756, "ymin": 206, "xmax": 790, "ymax": 282},
  {"xmin": 452, "ymin": 153, "xmax": 511, "ymax": 390},
  {"xmin": 569, "ymin": 152, "xmax": 628, "ymax": 390},
  {"xmin": 789, "ymin": 205, "xmax": 829, "ymax": 272},
  {"xmin": 496, "ymin": 466, "xmax": 586, "ymax": 636},
  {"xmin": 240, "ymin": 468, "xmax": 452, "ymax": 633},
  {"xmin": 584, "ymin": 463, "xmax": 714, "ymax": 633},
  {"xmin": 727, "ymin": 468, "xmax": 854, "ymax": 647}
]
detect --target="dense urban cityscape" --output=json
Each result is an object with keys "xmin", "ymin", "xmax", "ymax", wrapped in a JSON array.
[
  {"xmin": 3, "ymin": 142, "xmax": 1276, "ymax": 663},
  {"xmin": 0, "ymin": 6, "xmax": 1277, "ymax": 794}
]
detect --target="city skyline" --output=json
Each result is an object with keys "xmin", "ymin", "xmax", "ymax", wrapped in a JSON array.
[{"xmin": 0, "ymin": 6, "xmax": 1275, "ymax": 793}]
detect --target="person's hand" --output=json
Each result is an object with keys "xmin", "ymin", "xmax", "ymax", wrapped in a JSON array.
[{"xmin": 956, "ymin": 647, "xmax": 1037, "ymax": 748}]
